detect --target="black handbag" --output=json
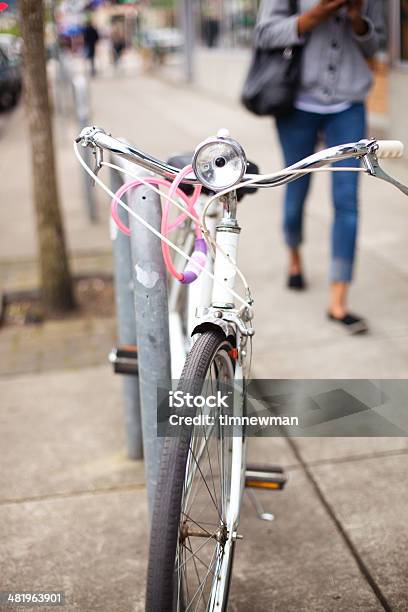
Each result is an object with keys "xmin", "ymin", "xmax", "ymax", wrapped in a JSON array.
[{"xmin": 241, "ymin": 0, "xmax": 301, "ymax": 117}]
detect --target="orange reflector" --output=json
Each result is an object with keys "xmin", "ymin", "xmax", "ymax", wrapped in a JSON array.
[{"xmin": 245, "ymin": 480, "xmax": 281, "ymax": 490}]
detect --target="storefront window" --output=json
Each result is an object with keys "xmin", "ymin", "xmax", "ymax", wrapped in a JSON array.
[{"xmin": 199, "ymin": 0, "xmax": 259, "ymax": 48}]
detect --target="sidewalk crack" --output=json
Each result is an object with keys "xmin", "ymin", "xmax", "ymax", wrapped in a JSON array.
[
  {"xmin": 0, "ymin": 481, "xmax": 146, "ymax": 507},
  {"xmin": 286, "ymin": 437, "xmax": 392, "ymax": 612}
]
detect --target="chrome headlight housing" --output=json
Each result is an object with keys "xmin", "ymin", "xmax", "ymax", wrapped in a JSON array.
[{"xmin": 192, "ymin": 133, "xmax": 247, "ymax": 192}]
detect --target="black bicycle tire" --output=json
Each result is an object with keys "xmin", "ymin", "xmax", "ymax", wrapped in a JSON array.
[{"xmin": 146, "ymin": 329, "xmax": 235, "ymax": 612}]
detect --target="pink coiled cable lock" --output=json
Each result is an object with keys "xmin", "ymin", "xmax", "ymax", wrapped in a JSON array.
[{"xmin": 110, "ymin": 165, "xmax": 207, "ymax": 284}]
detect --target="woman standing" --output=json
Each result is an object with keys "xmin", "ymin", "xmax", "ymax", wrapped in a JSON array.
[{"xmin": 255, "ymin": 0, "xmax": 385, "ymax": 333}]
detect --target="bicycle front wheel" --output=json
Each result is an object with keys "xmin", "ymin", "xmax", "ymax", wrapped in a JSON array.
[{"xmin": 146, "ymin": 329, "xmax": 245, "ymax": 612}]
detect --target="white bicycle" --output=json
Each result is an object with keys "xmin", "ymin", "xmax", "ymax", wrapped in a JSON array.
[{"xmin": 75, "ymin": 127, "xmax": 407, "ymax": 611}]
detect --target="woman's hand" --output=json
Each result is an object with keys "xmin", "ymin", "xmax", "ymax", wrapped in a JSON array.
[
  {"xmin": 346, "ymin": 0, "xmax": 369, "ymax": 36},
  {"xmin": 298, "ymin": 0, "xmax": 346, "ymax": 36}
]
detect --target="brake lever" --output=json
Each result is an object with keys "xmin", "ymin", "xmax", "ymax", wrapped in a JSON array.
[
  {"xmin": 75, "ymin": 126, "xmax": 105, "ymax": 187},
  {"xmin": 92, "ymin": 146, "xmax": 103, "ymax": 184},
  {"xmin": 363, "ymin": 153, "xmax": 408, "ymax": 197}
]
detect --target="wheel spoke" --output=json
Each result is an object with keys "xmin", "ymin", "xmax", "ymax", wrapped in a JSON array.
[
  {"xmin": 188, "ymin": 445, "xmax": 222, "ymax": 522},
  {"xmin": 185, "ymin": 546, "xmax": 219, "ymax": 612},
  {"xmin": 187, "ymin": 535, "xmax": 209, "ymax": 609},
  {"xmin": 182, "ymin": 539, "xmax": 217, "ymax": 578},
  {"xmin": 183, "ymin": 413, "xmax": 217, "ymax": 513}
]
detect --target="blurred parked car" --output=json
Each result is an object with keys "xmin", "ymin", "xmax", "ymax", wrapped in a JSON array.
[
  {"xmin": 0, "ymin": 45, "xmax": 22, "ymax": 109},
  {"xmin": 140, "ymin": 28, "xmax": 183, "ymax": 68},
  {"xmin": 143, "ymin": 28, "xmax": 183, "ymax": 54}
]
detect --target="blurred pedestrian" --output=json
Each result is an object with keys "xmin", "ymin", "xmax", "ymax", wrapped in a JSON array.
[
  {"xmin": 111, "ymin": 20, "xmax": 126, "ymax": 69},
  {"xmin": 202, "ymin": 4, "xmax": 220, "ymax": 48},
  {"xmin": 83, "ymin": 17, "xmax": 99, "ymax": 77},
  {"xmin": 255, "ymin": 0, "xmax": 385, "ymax": 333}
]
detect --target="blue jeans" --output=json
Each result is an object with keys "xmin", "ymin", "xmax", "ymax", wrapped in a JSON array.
[{"xmin": 276, "ymin": 103, "xmax": 366, "ymax": 282}]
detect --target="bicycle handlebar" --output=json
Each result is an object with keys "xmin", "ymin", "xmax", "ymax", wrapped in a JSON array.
[{"xmin": 76, "ymin": 126, "xmax": 406, "ymax": 194}]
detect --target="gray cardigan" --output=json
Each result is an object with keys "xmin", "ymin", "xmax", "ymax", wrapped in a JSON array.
[{"xmin": 254, "ymin": 0, "xmax": 386, "ymax": 104}]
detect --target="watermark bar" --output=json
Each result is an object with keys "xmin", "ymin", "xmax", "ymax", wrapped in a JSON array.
[{"xmin": 158, "ymin": 379, "xmax": 408, "ymax": 437}]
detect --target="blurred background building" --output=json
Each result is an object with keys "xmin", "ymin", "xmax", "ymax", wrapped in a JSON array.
[
  {"xmin": 2, "ymin": 1, "xmax": 407, "ymax": 65},
  {"xmin": 1, "ymin": 1, "xmax": 408, "ymax": 141}
]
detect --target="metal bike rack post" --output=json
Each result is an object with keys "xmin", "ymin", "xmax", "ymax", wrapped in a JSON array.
[
  {"xmin": 55, "ymin": 52, "xmax": 73, "ymax": 120},
  {"xmin": 72, "ymin": 74, "xmax": 98, "ymax": 223},
  {"xmin": 181, "ymin": 0, "xmax": 195, "ymax": 83},
  {"xmin": 110, "ymin": 159, "xmax": 143, "ymax": 460},
  {"xmin": 128, "ymin": 182, "xmax": 172, "ymax": 514}
]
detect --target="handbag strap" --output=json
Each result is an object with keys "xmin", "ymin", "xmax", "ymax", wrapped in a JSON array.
[{"xmin": 289, "ymin": 0, "xmax": 298, "ymax": 15}]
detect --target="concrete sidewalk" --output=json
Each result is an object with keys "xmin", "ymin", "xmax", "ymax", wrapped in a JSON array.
[
  {"xmin": 1, "ymin": 55, "xmax": 407, "ymax": 610},
  {"xmin": 1, "ymin": 366, "xmax": 407, "ymax": 610}
]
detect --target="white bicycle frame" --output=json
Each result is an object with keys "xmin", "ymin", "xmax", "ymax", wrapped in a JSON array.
[
  {"xmin": 168, "ymin": 190, "xmax": 245, "ymax": 379},
  {"xmin": 168, "ymin": 194, "xmax": 218, "ymax": 379}
]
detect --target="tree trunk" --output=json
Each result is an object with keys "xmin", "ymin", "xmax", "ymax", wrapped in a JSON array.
[{"xmin": 19, "ymin": 0, "xmax": 75, "ymax": 313}]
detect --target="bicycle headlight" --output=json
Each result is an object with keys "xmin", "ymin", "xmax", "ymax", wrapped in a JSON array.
[{"xmin": 192, "ymin": 132, "xmax": 247, "ymax": 192}]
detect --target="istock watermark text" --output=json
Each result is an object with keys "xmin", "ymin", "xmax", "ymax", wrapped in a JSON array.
[{"xmin": 169, "ymin": 390, "xmax": 231, "ymax": 409}]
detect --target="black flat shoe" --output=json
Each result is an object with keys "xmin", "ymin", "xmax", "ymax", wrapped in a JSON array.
[
  {"xmin": 328, "ymin": 312, "xmax": 368, "ymax": 335},
  {"xmin": 287, "ymin": 273, "xmax": 306, "ymax": 290}
]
